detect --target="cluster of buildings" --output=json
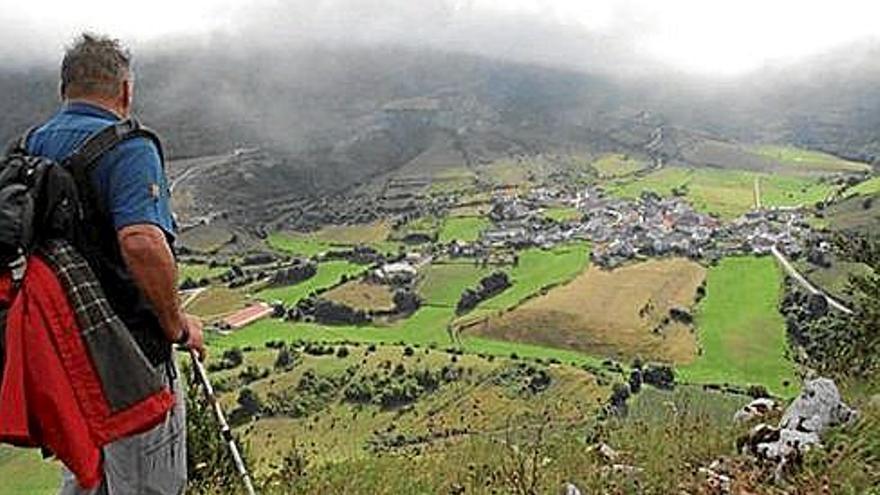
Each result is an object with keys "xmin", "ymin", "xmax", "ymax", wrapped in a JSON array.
[{"xmin": 454, "ymin": 187, "xmax": 811, "ymax": 268}]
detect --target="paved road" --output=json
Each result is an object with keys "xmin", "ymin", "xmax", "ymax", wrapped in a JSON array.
[
  {"xmin": 753, "ymin": 177, "xmax": 853, "ymax": 314},
  {"xmin": 770, "ymin": 246, "xmax": 854, "ymax": 315}
]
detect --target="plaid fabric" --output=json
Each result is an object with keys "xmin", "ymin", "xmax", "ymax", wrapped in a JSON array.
[
  {"xmin": 38, "ymin": 240, "xmax": 120, "ymax": 339},
  {"xmin": 37, "ymin": 239, "xmax": 166, "ymax": 412}
]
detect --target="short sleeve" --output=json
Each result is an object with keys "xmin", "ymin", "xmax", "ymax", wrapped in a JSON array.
[{"xmin": 100, "ymin": 138, "xmax": 176, "ymax": 239}]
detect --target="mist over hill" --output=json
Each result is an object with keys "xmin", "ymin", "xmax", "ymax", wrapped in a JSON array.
[{"xmin": 2, "ymin": 38, "xmax": 878, "ymax": 224}]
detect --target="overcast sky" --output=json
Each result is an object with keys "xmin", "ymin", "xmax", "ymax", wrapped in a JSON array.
[{"xmin": 1, "ymin": 0, "xmax": 878, "ymax": 76}]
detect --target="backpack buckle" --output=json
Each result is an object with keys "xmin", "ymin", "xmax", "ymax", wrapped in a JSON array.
[{"xmin": 9, "ymin": 250, "xmax": 27, "ymax": 286}]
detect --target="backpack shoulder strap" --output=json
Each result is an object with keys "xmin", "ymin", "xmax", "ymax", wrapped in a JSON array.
[
  {"xmin": 62, "ymin": 118, "xmax": 165, "ymax": 223},
  {"xmin": 62, "ymin": 118, "xmax": 165, "ymax": 173},
  {"xmin": 4, "ymin": 125, "xmax": 41, "ymax": 156}
]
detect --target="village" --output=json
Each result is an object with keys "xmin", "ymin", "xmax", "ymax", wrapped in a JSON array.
[
  {"xmin": 195, "ymin": 180, "xmax": 817, "ymax": 333},
  {"xmin": 454, "ymin": 185, "xmax": 811, "ymax": 268}
]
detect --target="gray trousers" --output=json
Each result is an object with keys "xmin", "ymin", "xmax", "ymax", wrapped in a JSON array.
[{"xmin": 59, "ymin": 362, "xmax": 187, "ymax": 495}]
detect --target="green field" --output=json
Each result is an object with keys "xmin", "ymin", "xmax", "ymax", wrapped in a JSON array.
[
  {"xmin": 607, "ymin": 167, "xmax": 835, "ymax": 219},
  {"xmin": 215, "ymin": 243, "xmax": 596, "ymax": 367},
  {"xmin": 257, "ymin": 261, "xmax": 367, "ymax": 304},
  {"xmin": 592, "ymin": 153, "xmax": 646, "ymax": 177},
  {"xmin": 475, "ymin": 244, "xmax": 589, "ymax": 313},
  {"xmin": 850, "ymin": 176, "xmax": 880, "ymax": 196},
  {"xmin": 0, "ymin": 447, "xmax": 57, "ymax": 495},
  {"xmin": 753, "ymin": 145, "xmax": 870, "ymax": 173},
  {"xmin": 418, "ymin": 263, "xmax": 494, "ymax": 307},
  {"xmin": 268, "ymin": 224, "xmax": 398, "ymax": 257},
  {"xmin": 178, "ymin": 262, "xmax": 227, "ymax": 283},
  {"xmin": 679, "ymin": 256, "xmax": 797, "ymax": 396},
  {"xmin": 437, "ymin": 216, "xmax": 490, "ymax": 243},
  {"xmin": 542, "ymin": 206, "xmax": 581, "ymax": 222}
]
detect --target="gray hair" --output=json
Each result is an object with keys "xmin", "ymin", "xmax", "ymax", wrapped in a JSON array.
[{"xmin": 61, "ymin": 33, "xmax": 132, "ymax": 99}]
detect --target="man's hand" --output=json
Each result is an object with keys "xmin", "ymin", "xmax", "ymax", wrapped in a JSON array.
[{"xmin": 181, "ymin": 313, "xmax": 205, "ymax": 361}]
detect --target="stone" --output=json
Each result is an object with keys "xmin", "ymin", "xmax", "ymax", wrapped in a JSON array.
[
  {"xmin": 698, "ymin": 466, "xmax": 732, "ymax": 494},
  {"xmin": 733, "ymin": 398, "xmax": 781, "ymax": 423},
  {"xmin": 563, "ymin": 482, "xmax": 582, "ymax": 495},
  {"xmin": 591, "ymin": 442, "xmax": 620, "ymax": 463},
  {"xmin": 743, "ymin": 378, "xmax": 858, "ymax": 481}
]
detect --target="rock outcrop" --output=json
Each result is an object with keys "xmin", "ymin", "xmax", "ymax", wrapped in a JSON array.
[{"xmin": 740, "ymin": 378, "xmax": 858, "ymax": 481}]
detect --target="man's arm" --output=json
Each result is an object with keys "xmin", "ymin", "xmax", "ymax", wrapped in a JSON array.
[{"xmin": 118, "ymin": 223, "xmax": 204, "ymax": 358}]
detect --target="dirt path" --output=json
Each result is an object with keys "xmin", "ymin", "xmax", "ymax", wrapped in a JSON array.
[{"xmin": 753, "ymin": 176, "xmax": 762, "ymax": 209}]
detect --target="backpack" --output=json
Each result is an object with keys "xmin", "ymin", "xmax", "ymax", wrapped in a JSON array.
[
  {"xmin": 0, "ymin": 118, "xmax": 163, "ymax": 284},
  {"xmin": 0, "ymin": 118, "xmax": 163, "ymax": 378}
]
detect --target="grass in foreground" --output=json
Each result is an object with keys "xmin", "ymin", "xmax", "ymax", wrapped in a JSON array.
[
  {"xmin": 679, "ymin": 256, "xmax": 798, "ymax": 396},
  {"xmin": 0, "ymin": 447, "xmax": 58, "ymax": 495}
]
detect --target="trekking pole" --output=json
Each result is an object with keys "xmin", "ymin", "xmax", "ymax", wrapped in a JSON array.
[{"xmin": 188, "ymin": 349, "xmax": 258, "ymax": 495}]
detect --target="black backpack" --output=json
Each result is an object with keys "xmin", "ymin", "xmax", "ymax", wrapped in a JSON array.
[{"xmin": 0, "ymin": 118, "xmax": 162, "ymax": 283}]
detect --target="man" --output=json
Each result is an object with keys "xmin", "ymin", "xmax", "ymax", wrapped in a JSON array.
[{"xmin": 25, "ymin": 33, "xmax": 204, "ymax": 494}]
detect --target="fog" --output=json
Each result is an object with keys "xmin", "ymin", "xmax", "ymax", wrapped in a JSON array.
[
  {"xmin": 2, "ymin": 0, "xmax": 879, "ymax": 78},
  {"xmin": 2, "ymin": 0, "xmax": 880, "ymax": 166}
]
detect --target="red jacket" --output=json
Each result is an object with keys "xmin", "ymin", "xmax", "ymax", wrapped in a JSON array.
[{"xmin": 0, "ymin": 255, "xmax": 174, "ymax": 489}]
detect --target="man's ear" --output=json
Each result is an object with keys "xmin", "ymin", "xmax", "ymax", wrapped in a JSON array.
[{"xmin": 120, "ymin": 79, "xmax": 133, "ymax": 116}]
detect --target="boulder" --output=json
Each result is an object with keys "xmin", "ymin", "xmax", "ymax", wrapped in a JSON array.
[
  {"xmin": 563, "ymin": 482, "xmax": 582, "ymax": 495},
  {"xmin": 741, "ymin": 378, "xmax": 858, "ymax": 481},
  {"xmin": 733, "ymin": 398, "xmax": 781, "ymax": 423}
]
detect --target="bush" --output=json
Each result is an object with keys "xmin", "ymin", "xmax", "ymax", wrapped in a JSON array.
[{"xmin": 275, "ymin": 346, "xmax": 295, "ymax": 370}]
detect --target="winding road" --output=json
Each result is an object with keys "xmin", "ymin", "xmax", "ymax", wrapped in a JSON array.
[{"xmin": 752, "ymin": 177, "xmax": 853, "ymax": 314}]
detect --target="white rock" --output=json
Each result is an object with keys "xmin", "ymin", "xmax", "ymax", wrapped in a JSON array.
[
  {"xmin": 733, "ymin": 398, "xmax": 780, "ymax": 423},
  {"xmin": 564, "ymin": 482, "xmax": 582, "ymax": 495},
  {"xmin": 746, "ymin": 378, "xmax": 858, "ymax": 481}
]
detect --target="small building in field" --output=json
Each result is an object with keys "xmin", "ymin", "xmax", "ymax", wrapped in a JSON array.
[{"xmin": 219, "ymin": 302, "xmax": 274, "ymax": 331}]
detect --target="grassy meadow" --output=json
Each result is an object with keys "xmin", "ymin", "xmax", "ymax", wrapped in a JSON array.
[
  {"xmin": 178, "ymin": 262, "xmax": 228, "ymax": 283},
  {"xmin": 752, "ymin": 145, "xmax": 870, "ymax": 173},
  {"xmin": 607, "ymin": 167, "xmax": 835, "ymax": 219},
  {"xmin": 850, "ymin": 176, "xmax": 880, "ymax": 196},
  {"xmin": 268, "ymin": 222, "xmax": 398, "ymax": 256},
  {"xmin": 0, "ymin": 447, "xmax": 57, "ymax": 495},
  {"xmin": 679, "ymin": 256, "xmax": 797, "ymax": 396},
  {"xmin": 258, "ymin": 261, "xmax": 367, "ymax": 304},
  {"xmin": 437, "ymin": 216, "xmax": 490, "ymax": 243},
  {"xmin": 591, "ymin": 153, "xmax": 647, "ymax": 178}
]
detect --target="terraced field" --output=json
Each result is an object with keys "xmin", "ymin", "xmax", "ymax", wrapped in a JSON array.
[{"xmin": 471, "ymin": 258, "xmax": 704, "ymax": 363}]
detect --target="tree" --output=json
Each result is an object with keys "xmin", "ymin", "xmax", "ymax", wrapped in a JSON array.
[{"xmin": 237, "ymin": 387, "xmax": 263, "ymax": 415}]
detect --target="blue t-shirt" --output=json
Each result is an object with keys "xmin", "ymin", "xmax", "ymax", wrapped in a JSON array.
[{"xmin": 26, "ymin": 102, "xmax": 175, "ymax": 240}]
